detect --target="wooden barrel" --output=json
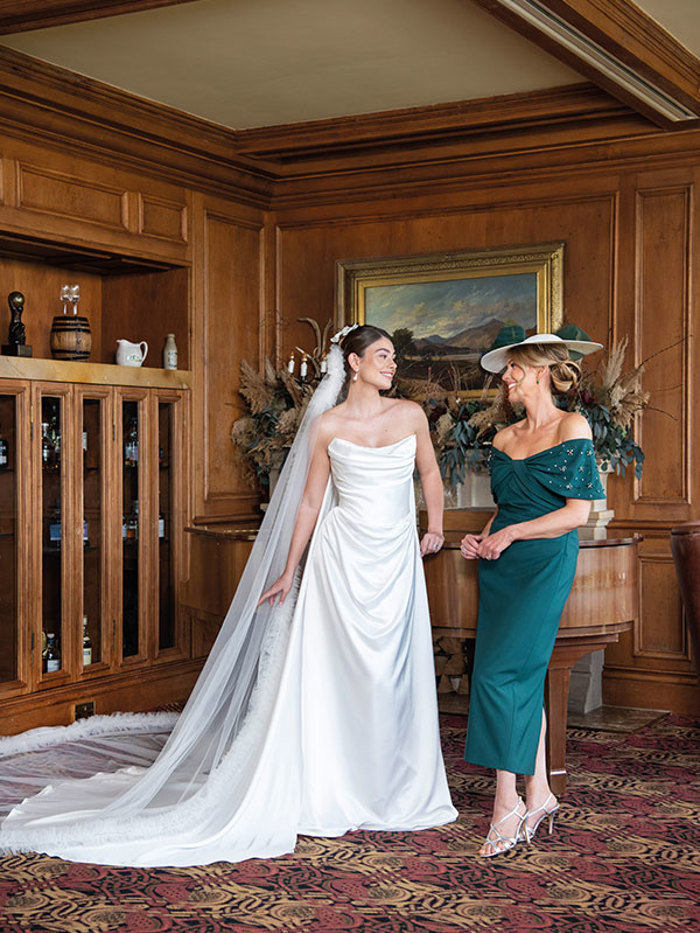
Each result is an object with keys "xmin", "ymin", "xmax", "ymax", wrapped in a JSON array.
[{"xmin": 50, "ymin": 315, "xmax": 92, "ymax": 361}]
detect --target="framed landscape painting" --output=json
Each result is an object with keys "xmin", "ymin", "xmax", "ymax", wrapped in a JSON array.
[{"xmin": 336, "ymin": 243, "xmax": 564, "ymax": 394}]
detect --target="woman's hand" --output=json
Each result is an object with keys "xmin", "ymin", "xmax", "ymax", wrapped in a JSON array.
[
  {"xmin": 258, "ymin": 571, "xmax": 294, "ymax": 607},
  {"xmin": 420, "ymin": 531, "xmax": 444, "ymax": 556},
  {"xmin": 477, "ymin": 526, "xmax": 517, "ymax": 561},
  {"xmin": 460, "ymin": 533, "xmax": 483, "ymax": 559}
]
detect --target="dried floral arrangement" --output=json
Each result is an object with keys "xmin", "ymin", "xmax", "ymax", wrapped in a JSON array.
[
  {"xmin": 231, "ymin": 318, "xmax": 652, "ymax": 493},
  {"xmin": 231, "ymin": 318, "xmax": 331, "ymax": 486}
]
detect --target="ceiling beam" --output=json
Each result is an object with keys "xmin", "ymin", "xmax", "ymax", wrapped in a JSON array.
[
  {"xmin": 471, "ymin": 0, "xmax": 700, "ymax": 127},
  {"xmin": 0, "ymin": 1, "xmax": 199, "ymax": 35}
]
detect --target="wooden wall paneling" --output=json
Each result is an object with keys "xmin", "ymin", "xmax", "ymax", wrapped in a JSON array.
[
  {"xmin": 138, "ymin": 193, "xmax": 188, "ymax": 245},
  {"xmin": 17, "ymin": 161, "xmax": 130, "ymax": 233},
  {"xmin": 191, "ymin": 195, "xmax": 265, "ymax": 524},
  {"xmin": 634, "ymin": 178, "xmax": 692, "ymax": 512},
  {"xmin": 0, "ymin": 657, "xmax": 203, "ymax": 736},
  {"xmin": 274, "ymin": 169, "xmax": 698, "ymax": 715},
  {"xmin": 636, "ymin": 538, "xmax": 689, "ymax": 660},
  {"xmin": 100, "ymin": 266, "xmax": 190, "ymax": 370},
  {"xmin": 181, "ymin": 531, "xmax": 255, "ymax": 658},
  {"xmin": 0, "ymin": 139, "xmax": 192, "ymax": 266},
  {"xmin": 275, "ymin": 190, "xmax": 618, "ymax": 361},
  {"xmin": 0, "ymin": 257, "xmax": 103, "ymax": 362},
  {"xmin": 0, "ymin": 49, "xmax": 271, "ymax": 208}
]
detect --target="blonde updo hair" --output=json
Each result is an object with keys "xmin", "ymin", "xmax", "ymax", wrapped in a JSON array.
[{"xmin": 508, "ymin": 343, "xmax": 581, "ymax": 393}]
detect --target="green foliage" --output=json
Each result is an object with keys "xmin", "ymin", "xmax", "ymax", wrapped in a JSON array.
[
  {"xmin": 424, "ymin": 398, "xmax": 494, "ymax": 489},
  {"xmin": 572, "ymin": 392, "xmax": 645, "ymax": 479}
]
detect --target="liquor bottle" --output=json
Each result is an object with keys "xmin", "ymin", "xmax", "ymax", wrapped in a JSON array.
[
  {"xmin": 41, "ymin": 421, "xmax": 53, "ymax": 469},
  {"xmin": 83, "ymin": 517, "xmax": 89, "ymax": 547},
  {"xmin": 82, "ymin": 430, "xmax": 88, "ymax": 454},
  {"xmin": 0, "ymin": 423, "xmax": 8, "ymax": 469},
  {"xmin": 126, "ymin": 500, "xmax": 138, "ymax": 541},
  {"xmin": 48, "ymin": 413, "xmax": 61, "ymax": 466},
  {"xmin": 124, "ymin": 417, "xmax": 139, "ymax": 466},
  {"xmin": 158, "ymin": 512, "xmax": 165, "ymax": 539},
  {"xmin": 82, "ymin": 616, "xmax": 92, "ymax": 666},
  {"xmin": 163, "ymin": 333, "xmax": 178, "ymax": 370},
  {"xmin": 45, "ymin": 633, "xmax": 60, "ymax": 673}
]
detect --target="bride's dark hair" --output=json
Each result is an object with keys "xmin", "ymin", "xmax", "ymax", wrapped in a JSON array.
[{"xmin": 340, "ymin": 325, "xmax": 392, "ymax": 380}]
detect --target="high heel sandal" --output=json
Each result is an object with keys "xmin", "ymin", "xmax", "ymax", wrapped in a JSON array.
[
  {"xmin": 523, "ymin": 792, "xmax": 560, "ymax": 842},
  {"xmin": 480, "ymin": 798, "xmax": 526, "ymax": 858}
]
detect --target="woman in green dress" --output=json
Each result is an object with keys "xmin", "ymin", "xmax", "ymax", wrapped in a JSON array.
[{"xmin": 461, "ymin": 333, "xmax": 604, "ymax": 858}]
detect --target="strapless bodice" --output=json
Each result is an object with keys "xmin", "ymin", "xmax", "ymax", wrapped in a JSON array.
[{"xmin": 328, "ymin": 434, "xmax": 417, "ymax": 528}]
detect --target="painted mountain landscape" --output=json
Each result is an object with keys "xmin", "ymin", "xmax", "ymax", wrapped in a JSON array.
[{"xmin": 364, "ymin": 272, "xmax": 538, "ymax": 391}]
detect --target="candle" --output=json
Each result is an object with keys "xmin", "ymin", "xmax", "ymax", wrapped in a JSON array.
[{"xmin": 287, "ymin": 352, "xmax": 295, "ymax": 374}]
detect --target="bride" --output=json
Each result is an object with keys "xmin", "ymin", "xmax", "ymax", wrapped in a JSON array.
[{"xmin": 0, "ymin": 324, "xmax": 456, "ymax": 866}]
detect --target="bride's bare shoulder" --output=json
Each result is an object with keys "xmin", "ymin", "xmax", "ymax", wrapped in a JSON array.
[
  {"xmin": 316, "ymin": 406, "xmax": 345, "ymax": 442},
  {"xmin": 385, "ymin": 398, "xmax": 425, "ymax": 425}
]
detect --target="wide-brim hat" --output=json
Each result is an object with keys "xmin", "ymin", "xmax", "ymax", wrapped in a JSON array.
[{"xmin": 480, "ymin": 332, "xmax": 603, "ymax": 373}]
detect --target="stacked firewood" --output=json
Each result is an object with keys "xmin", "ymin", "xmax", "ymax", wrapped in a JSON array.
[{"xmin": 433, "ymin": 636, "xmax": 469, "ymax": 696}]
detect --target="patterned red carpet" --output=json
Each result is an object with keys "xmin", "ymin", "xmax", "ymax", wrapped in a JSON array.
[{"xmin": 0, "ymin": 714, "xmax": 698, "ymax": 932}]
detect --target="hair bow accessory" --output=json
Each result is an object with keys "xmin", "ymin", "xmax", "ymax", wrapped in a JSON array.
[{"xmin": 330, "ymin": 323, "xmax": 359, "ymax": 344}]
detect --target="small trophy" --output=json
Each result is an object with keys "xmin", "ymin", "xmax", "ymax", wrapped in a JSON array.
[{"xmin": 2, "ymin": 291, "xmax": 32, "ymax": 357}]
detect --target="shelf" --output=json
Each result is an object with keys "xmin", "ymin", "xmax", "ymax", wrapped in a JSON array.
[{"xmin": 0, "ymin": 356, "xmax": 191, "ymax": 390}]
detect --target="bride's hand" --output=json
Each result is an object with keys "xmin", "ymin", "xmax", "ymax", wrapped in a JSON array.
[
  {"xmin": 258, "ymin": 572, "xmax": 294, "ymax": 607},
  {"xmin": 420, "ymin": 531, "xmax": 444, "ymax": 556}
]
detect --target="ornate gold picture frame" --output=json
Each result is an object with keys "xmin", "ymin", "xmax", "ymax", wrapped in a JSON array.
[{"xmin": 336, "ymin": 243, "xmax": 564, "ymax": 394}]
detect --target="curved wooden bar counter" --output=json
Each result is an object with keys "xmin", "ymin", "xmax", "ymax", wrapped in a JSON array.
[{"xmin": 423, "ymin": 510, "xmax": 639, "ymax": 796}]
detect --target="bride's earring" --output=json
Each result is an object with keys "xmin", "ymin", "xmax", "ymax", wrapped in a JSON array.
[{"xmin": 353, "ymin": 371, "xmax": 358, "ymax": 382}]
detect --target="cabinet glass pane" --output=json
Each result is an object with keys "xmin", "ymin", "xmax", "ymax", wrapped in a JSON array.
[
  {"xmin": 82, "ymin": 398, "xmax": 103, "ymax": 667},
  {"xmin": 122, "ymin": 400, "xmax": 141, "ymax": 658},
  {"xmin": 158, "ymin": 402, "xmax": 175, "ymax": 650},
  {"xmin": 41, "ymin": 395, "xmax": 64, "ymax": 675},
  {"xmin": 0, "ymin": 394, "xmax": 18, "ymax": 683}
]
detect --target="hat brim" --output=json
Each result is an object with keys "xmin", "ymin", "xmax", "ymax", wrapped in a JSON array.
[{"xmin": 480, "ymin": 336, "xmax": 603, "ymax": 373}]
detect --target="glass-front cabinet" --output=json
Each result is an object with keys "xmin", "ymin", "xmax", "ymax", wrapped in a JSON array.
[
  {"xmin": 37, "ymin": 386, "xmax": 71, "ymax": 686},
  {"xmin": 0, "ymin": 385, "xmax": 28, "ymax": 694},
  {"xmin": 0, "ymin": 374, "xmax": 188, "ymax": 709},
  {"xmin": 120, "ymin": 392, "xmax": 148, "ymax": 663},
  {"xmin": 78, "ymin": 388, "xmax": 111, "ymax": 672}
]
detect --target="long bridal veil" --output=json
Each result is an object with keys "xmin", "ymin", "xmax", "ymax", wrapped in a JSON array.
[{"xmin": 0, "ymin": 344, "xmax": 347, "ymax": 860}]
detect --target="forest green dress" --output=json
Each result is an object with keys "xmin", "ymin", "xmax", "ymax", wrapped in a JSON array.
[{"xmin": 464, "ymin": 438, "xmax": 604, "ymax": 775}]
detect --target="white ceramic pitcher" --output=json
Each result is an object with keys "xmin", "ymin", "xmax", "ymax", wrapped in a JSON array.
[{"xmin": 116, "ymin": 339, "xmax": 148, "ymax": 367}]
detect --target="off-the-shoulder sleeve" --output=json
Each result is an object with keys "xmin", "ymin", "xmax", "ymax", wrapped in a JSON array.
[{"xmin": 533, "ymin": 439, "xmax": 605, "ymax": 499}]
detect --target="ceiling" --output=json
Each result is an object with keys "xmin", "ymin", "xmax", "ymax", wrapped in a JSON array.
[{"xmin": 0, "ymin": 0, "xmax": 698, "ymax": 131}]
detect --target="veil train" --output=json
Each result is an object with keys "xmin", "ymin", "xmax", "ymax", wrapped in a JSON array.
[{"xmin": 0, "ymin": 344, "xmax": 347, "ymax": 864}]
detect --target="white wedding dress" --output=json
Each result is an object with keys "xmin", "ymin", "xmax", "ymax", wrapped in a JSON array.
[{"xmin": 0, "ymin": 432, "xmax": 456, "ymax": 866}]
